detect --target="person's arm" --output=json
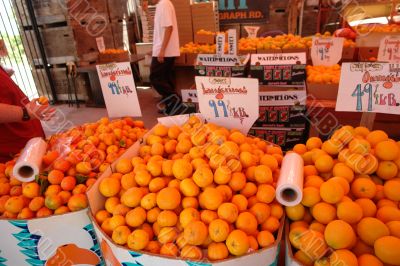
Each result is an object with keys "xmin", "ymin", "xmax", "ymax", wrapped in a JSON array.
[
  {"xmin": 0, "ymin": 99, "xmax": 55, "ymax": 123},
  {"xmin": 158, "ymin": 26, "xmax": 173, "ymax": 63}
]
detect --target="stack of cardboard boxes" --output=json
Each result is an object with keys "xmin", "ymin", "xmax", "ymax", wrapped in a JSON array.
[
  {"xmin": 139, "ymin": 5, "xmax": 155, "ymax": 43},
  {"xmin": 171, "ymin": 0, "xmax": 194, "ymax": 46}
]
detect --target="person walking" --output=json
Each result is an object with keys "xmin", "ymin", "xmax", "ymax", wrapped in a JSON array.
[{"xmin": 149, "ymin": 0, "xmax": 181, "ymax": 115}]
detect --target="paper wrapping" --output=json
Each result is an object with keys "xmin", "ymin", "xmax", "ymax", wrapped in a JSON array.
[
  {"xmin": 12, "ymin": 137, "xmax": 47, "ymax": 182},
  {"xmin": 276, "ymin": 152, "xmax": 304, "ymax": 207}
]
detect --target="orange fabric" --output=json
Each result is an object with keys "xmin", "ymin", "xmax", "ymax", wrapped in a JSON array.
[{"xmin": 0, "ymin": 66, "xmax": 45, "ymax": 163}]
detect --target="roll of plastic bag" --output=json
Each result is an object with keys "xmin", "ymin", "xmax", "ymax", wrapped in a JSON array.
[
  {"xmin": 13, "ymin": 137, "xmax": 47, "ymax": 183},
  {"xmin": 276, "ymin": 152, "xmax": 304, "ymax": 207}
]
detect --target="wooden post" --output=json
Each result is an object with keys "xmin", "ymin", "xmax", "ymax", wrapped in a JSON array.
[{"xmin": 360, "ymin": 112, "xmax": 376, "ymax": 130}]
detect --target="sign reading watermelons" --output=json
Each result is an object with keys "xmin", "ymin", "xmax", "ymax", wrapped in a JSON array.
[{"xmin": 218, "ymin": 0, "xmax": 269, "ymax": 24}]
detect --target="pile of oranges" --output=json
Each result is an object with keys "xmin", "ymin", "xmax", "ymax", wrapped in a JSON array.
[
  {"xmin": 355, "ymin": 24, "xmax": 400, "ymax": 34},
  {"xmin": 306, "ymin": 64, "xmax": 341, "ymax": 84},
  {"xmin": 95, "ymin": 116, "xmax": 285, "ymax": 261},
  {"xmin": 180, "ymin": 42, "xmax": 216, "ymax": 54},
  {"xmin": 100, "ymin": 49, "xmax": 128, "ymax": 55},
  {"xmin": 287, "ymin": 126, "xmax": 400, "ymax": 266},
  {"xmin": 0, "ymin": 117, "xmax": 146, "ymax": 219}
]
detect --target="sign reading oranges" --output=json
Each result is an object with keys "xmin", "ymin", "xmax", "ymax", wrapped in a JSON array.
[
  {"xmin": 195, "ymin": 76, "xmax": 259, "ymax": 134},
  {"xmin": 311, "ymin": 37, "xmax": 344, "ymax": 66},
  {"xmin": 336, "ymin": 62, "xmax": 400, "ymax": 115}
]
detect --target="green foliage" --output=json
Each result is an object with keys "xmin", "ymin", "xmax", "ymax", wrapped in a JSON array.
[{"xmin": 0, "ymin": 34, "xmax": 26, "ymax": 63}]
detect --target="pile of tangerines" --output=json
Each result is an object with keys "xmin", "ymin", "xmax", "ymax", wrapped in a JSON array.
[
  {"xmin": 0, "ymin": 117, "xmax": 146, "ymax": 219},
  {"xmin": 287, "ymin": 126, "xmax": 400, "ymax": 266},
  {"xmin": 95, "ymin": 116, "xmax": 285, "ymax": 261},
  {"xmin": 306, "ymin": 64, "xmax": 341, "ymax": 84}
]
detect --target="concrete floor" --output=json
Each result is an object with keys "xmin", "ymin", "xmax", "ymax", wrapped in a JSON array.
[{"xmin": 42, "ymin": 88, "xmax": 163, "ymax": 137}]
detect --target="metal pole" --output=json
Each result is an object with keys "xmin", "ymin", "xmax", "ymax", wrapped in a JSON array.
[{"xmin": 24, "ymin": 0, "xmax": 58, "ymax": 102}]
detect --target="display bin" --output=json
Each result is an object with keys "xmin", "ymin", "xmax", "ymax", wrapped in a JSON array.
[
  {"xmin": 306, "ymin": 83, "xmax": 339, "ymax": 101},
  {"xmin": 98, "ymin": 51, "xmax": 130, "ymax": 63},
  {"xmin": 87, "ymin": 115, "xmax": 284, "ymax": 266},
  {"xmin": 284, "ymin": 220, "xmax": 303, "ymax": 266},
  {"xmin": 0, "ymin": 210, "xmax": 103, "ymax": 265}
]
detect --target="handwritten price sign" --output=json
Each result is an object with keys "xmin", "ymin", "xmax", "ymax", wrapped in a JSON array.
[
  {"xmin": 336, "ymin": 62, "xmax": 400, "ymax": 115},
  {"xmin": 195, "ymin": 76, "xmax": 259, "ymax": 134},
  {"xmin": 311, "ymin": 37, "xmax": 344, "ymax": 66},
  {"xmin": 96, "ymin": 62, "xmax": 142, "ymax": 118},
  {"xmin": 378, "ymin": 36, "xmax": 400, "ymax": 63}
]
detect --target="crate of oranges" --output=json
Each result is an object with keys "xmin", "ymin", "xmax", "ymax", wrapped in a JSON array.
[
  {"xmin": 0, "ymin": 117, "xmax": 146, "ymax": 265},
  {"xmin": 285, "ymin": 126, "xmax": 400, "ymax": 266},
  {"xmin": 87, "ymin": 115, "xmax": 285, "ymax": 265},
  {"xmin": 306, "ymin": 64, "xmax": 341, "ymax": 101},
  {"xmin": 98, "ymin": 49, "xmax": 130, "ymax": 63}
]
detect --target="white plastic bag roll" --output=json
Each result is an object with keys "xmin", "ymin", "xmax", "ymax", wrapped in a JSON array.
[
  {"xmin": 276, "ymin": 152, "xmax": 304, "ymax": 207},
  {"xmin": 13, "ymin": 137, "xmax": 47, "ymax": 182}
]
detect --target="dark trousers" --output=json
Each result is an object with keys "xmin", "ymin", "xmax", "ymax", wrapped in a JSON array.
[{"xmin": 150, "ymin": 57, "xmax": 176, "ymax": 101}]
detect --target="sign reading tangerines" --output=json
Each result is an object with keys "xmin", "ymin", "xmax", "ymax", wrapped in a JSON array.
[
  {"xmin": 311, "ymin": 37, "xmax": 344, "ymax": 66},
  {"xmin": 97, "ymin": 62, "xmax": 142, "ymax": 118},
  {"xmin": 378, "ymin": 35, "xmax": 400, "ymax": 63},
  {"xmin": 336, "ymin": 62, "xmax": 400, "ymax": 115},
  {"xmin": 195, "ymin": 76, "xmax": 259, "ymax": 134}
]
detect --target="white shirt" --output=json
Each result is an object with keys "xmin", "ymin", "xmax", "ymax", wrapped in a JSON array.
[{"xmin": 152, "ymin": 0, "xmax": 180, "ymax": 57}]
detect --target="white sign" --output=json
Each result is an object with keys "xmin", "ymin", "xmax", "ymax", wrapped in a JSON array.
[
  {"xmin": 336, "ymin": 62, "xmax": 400, "ymax": 115},
  {"xmin": 196, "ymin": 54, "xmax": 249, "ymax": 66},
  {"xmin": 259, "ymin": 90, "xmax": 307, "ymax": 106},
  {"xmin": 244, "ymin": 26, "xmax": 260, "ymax": 38},
  {"xmin": 227, "ymin": 29, "xmax": 237, "ymax": 55},
  {"xmin": 96, "ymin": 37, "xmax": 106, "ymax": 52},
  {"xmin": 96, "ymin": 62, "xmax": 142, "ymax": 118},
  {"xmin": 378, "ymin": 36, "xmax": 400, "ymax": 63},
  {"xmin": 251, "ymin": 53, "xmax": 307, "ymax": 65},
  {"xmin": 216, "ymin": 33, "xmax": 225, "ymax": 56},
  {"xmin": 181, "ymin": 89, "xmax": 198, "ymax": 103},
  {"xmin": 311, "ymin": 37, "xmax": 344, "ymax": 66},
  {"xmin": 195, "ymin": 76, "xmax": 259, "ymax": 134}
]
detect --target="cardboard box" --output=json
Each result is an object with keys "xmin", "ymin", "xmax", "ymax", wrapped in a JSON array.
[
  {"xmin": 185, "ymin": 53, "xmax": 198, "ymax": 65},
  {"xmin": 87, "ymin": 115, "xmax": 284, "ymax": 266},
  {"xmin": 358, "ymin": 47, "xmax": 379, "ymax": 61},
  {"xmin": 191, "ymin": 2, "xmax": 218, "ymax": 33},
  {"xmin": 175, "ymin": 54, "xmax": 186, "ymax": 65},
  {"xmin": 194, "ymin": 33, "xmax": 215, "ymax": 44},
  {"xmin": 307, "ymin": 83, "xmax": 339, "ymax": 100},
  {"xmin": 249, "ymin": 127, "xmax": 308, "ymax": 151},
  {"xmin": 250, "ymin": 64, "xmax": 307, "ymax": 86},
  {"xmin": 0, "ymin": 210, "xmax": 103, "ymax": 265},
  {"xmin": 341, "ymin": 47, "xmax": 357, "ymax": 61},
  {"xmin": 356, "ymin": 32, "xmax": 400, "ymax": 47},
  {"xmin": 255, "ymin": 105, "xmax": 307, "ymax": 128}
]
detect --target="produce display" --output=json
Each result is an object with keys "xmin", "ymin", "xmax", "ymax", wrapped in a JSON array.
[
  {"xmin": 0, "ymin": 117, "xmax": 146, "ymax": 219},
  {"xmin": 355, "ymin": 24, "xmax": 400, "ymax": 33},
  {"xmin": 95, "ymin": 116, "xmax": 285, "ymax": 261},
  {"xmin": 180, "ymin": 42, "xmax": 217, "ymax": 54},
  {"xmin": 306, "ymin": 65, "xmax": 341, "ymax": 84},
  {"xmin": 287, "ymin": 126, "xmax": 400, "ymax": 266}
]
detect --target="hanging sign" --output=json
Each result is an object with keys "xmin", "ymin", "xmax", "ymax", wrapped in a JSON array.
[
  {"xmin": 96, "ymin": 62, "xmax": 142, "ymax": 118},
  {"xmin": 227, "ymin": 29, "xmax": 237, "ymax": 55},
  {"xmin": 336, "ymin": 62, "xmax": 400, "ymax": 115},
  {"xmin": 195, "ymin": 76, "xmax": 259, "ymax": 134},
  {"xmin": 311, "ymin": 37, "xmax": 344, "ymax": 66},
  {"xmin": 244, "ymin": 26, "xmax": 260, "ymax": 38},
  {"xmin": 0, "ymin": 39, "xmax": 8, "ymax": 57},
  {"xmin": 96, "ymin": 37, "xmax": 106, "ymax": 53},
  {"xmin": 216, "ymin": 33, "xmax": 225, "ymax": 56},
  {"xmin": 378, "ymin": 36, "xmax": 400, "ymax": 63},
  {"xmin": 219, "ymin": 0, "xmax": 269, "ymax": 24}
]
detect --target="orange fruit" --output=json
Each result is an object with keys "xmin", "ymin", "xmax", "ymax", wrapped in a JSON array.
[
  {"xmin": 156, "ymin": 187, "xmax": 181, "ymax": 210},
  {"xmin": 231, "ymin": 194, "xmax": 248, "ymax": 212},
  {"xmin": 193, "ymin": 166, "xmax": 214, "ymax": 188},
  {"xmin": 320, "ymin": 180, "xmax": 344, "ymax": 204},
  {"xmin": 127, "ymin": 229, "xmax": 149, "ymax": 250},
  {"xmin": 374, "ymin": 236, "xmax": 400, "ymax": 265},
  {"xmin": 184, "ymin": 220, "xmax": 208, "ymax": 245},
  {"xmin": 333, "ymin": 162, "xmax": 354, "ymax": 182},
  {"xmin": 147, "ymin": 207, "xmax": 161, "ymax": 223},
  {"xmin": 60, "ymin": 176, "xmax": 77, "ymax": 191},
  {"xmin": 17, "ymin": 207, "xmax": 35, "ymax": 219},
  {"xmin": 355, "ymin": 198, "xmax": 377, "ymax": 217},
  {"xmin": 95, "ymin": 210, "xmax": 111, "ymax": 224},
  {"xmin": 179, "ymin": 178, "xmax": 200, "ymax": 197},
  {"xmin": 161, "ymin": 160, "xmax": 173, "ymax": 177},
  {"xmin": 76, "ymin": 162, "xmax": 91, "ymax": 175},
  {"xmin": 112, "ymin": 225, "xmax": 131, "ymax": 245},
  {"xmin": 145, "ymin": 240, "xmax": 161, "ymax": 254},
  {"xmin": 357, "ymin": 217, "xmax": 390, "ymax": 246},
  {"xmin": 293, "ymin": 144, "xmax": 307, "ymax": 155},
  {"xmin": 5, "ymin": 196, "xmax": 24, "ymax": 214},
  {"xmin": 315, "ymin": 155, "xmax": 334, "ymax": 173},
  {"xmin": 294, "ymin": 250, "xmax": 313, "ymax": 266},
  {"xmin": 99, "ymin": 177, "xmax": 121, "ymax": 197},
  {"xmin": 301, "ymin": 187, "xmax": 321, "ymax": 207},
  {"xmin": 366, "ymin": 130, "xmax": 388, "ymax": 147},
  {"xmin": 28, "ymin": 196, "xmax": 44, "ymax": 212},
  {"xmin": 226, "ymin": 230, "xmax": 249, "ymax": 256},
  {"xmin": 309, "ymin": 222, "xmax": 325, "ymax": 234},
  {"xmin": 376, "ymin": 206, "xmax": 400, "ymax": 223},
  {"xmin": 115, "ymin": 158, "xmax": 133, "ymax": 174},
  {"xmin": 159, "ymin": 243, "xmax": 178, "ymax": 257},
  {"xmin": 105, "ymin": 197, "xmax": 120, "ymax": 213},
  {"xmin": 36, "ymin": 207, "xmax": 53, "ymax": 218},
  {"xmin": 337, "ymin": 201, "xmax": 363, "ymax": 224},
  {"xmin": 126, "ymin": 207, "xmax": 147, "ymax": 227},
  {"xmin": 299, "ymin": 230, "xmax": 328, "ymax": 260},
  {"xmin": 286, "ymin": 204, "xmax": 305, "ymax": 221},
  {"xmin": 199, "ymin": 187, "xmax": 223, "ymax": 211},
  {"xmin": 201, "ymin": 210, "xmax": 218, "ymax": 225},
  {"xmin": 383, "ymin": 180, "xmax": 400, "ymax": 201},
  {"xmin": 189, "ymin": 146, "xmax": 205, "ymax": 159},
  {"xmin": 48, "ymin": 170, "xmax": 64, "ymax": 185},
  {"xmin": 257, "ymin": 230, "xmax": 275, "ymax": 248},
  {"xmin": 256, "ymin": 184, "xmax": 275, "ymax": 204},
  {"xmin": 207, "ymin": 242, "xmax": 229, "ymax": 260},
  {"xmin": 112, "ymin": 204, "xmax": 130, "ymax": 216},
  {"xmin": 179, "ymin": 207, "xmax": 200, "ymax": 228},
  {"xmin": 254, "ymin": 165, "xmax": 273, "ymax": 184},
  {"xmin": 172, "ymin": 159, "xmax": 193, "ymax": 180},
  {"xmin": 176, "ymin": 138, "xmax": 193, "ymax": 154},
  {"xmin": 158, "ymin": 226, "xmax": 178, "ymax": 244},
  {"xmin": 330, "ymin": 249, "xmax": 358, "ymax": 266},
  {"xmin": 67, "ymin": 194, "xmax": 88, "ymax": 211},
  {"xmin": 357, "ymin": 254, "xmax": 383, "ymax": 266},
  {"xmin": 375, "ymin": 140, "xmax": 399, "ymax": 161},
  {"xmin": 386, "ymin": 221, "xmax": 400, "ymax": 238},
  {"xmin": 157, "ymin": 210, "xmax": 178, "ymax": 227},
  {"xmin": 240, "ymin": 182, "xmax": 257, "ymax": 198},
  {"xmin": 289, "ymin": 226, "xmax": 308, "ymax": 249},
  {"xmin": 250, "ymin": 202, "xmax": 270, "ymax": 224},
  {"xmin": 352, "ymin": 239, "xmax": 374, "ymax": 256},
  {"xmin": 351, "ymin": 178, "xmax": 376, "ymax": 199},
  {"xmin": 135, "ymin": 170, "xmax": 152, "ymax": 186},
  {"xmin": 236, "ymin": 212, "xmax": 258, "ymax": 235},
  {"xmin": 209, "ymin": 219, "xmax": 230, "ymax": 242},
  {"xmin": 239, "ymin": 151, "xmax": 255, "ymax": 168},
  {"xmin": 217, "ymin": 202, "xmax": 239, "ymax": 223},
  {"xmin": 45, "ymin": 194, "xmax": 63, "ymax": 210},
  {"xmin": 376, "ymin": 161, "xmax": 398, "ymax": 180},
  {"xmin": 324, "ymin": 220, "xmax": 356, "ymax": 249},
  {"xmin": 229, "ymin": 172, "xmax": 246, "ymax": 191},
  {"xmin": 180, "ymin": 245, "xmax": 203, "ymax": 260},
  {"xmin": 182, "ymin": 197, "xmax": 198, "ymax": 209},
  {"xmin": 214, "ymin": 166, "xmax": 232, "ymax": 185},
  {"xmin": 306, "ymin": 137, "xmax": 323, "ymax": 150},
  {"xmin": 322, "ymin": 139, "xmax": 343, "ymax": 155},
  {"xmin": 22, "ymin": 182, "xmax": 40, "ymax": 199},
  {"xmin": 349, "ymin": 138, "xmax": 371, "ymax": 155},
  {"xmin": 121, "ymin": 187, "xmax": 143, "ymax": 208}
]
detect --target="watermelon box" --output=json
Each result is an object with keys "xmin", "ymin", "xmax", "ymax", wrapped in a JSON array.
[
  {"xmin": 0, "ymin": 210, "xmax": 103, "ymax": 266},
  {"xmin": 87, "ymin": 114, "xmax": 284, "ymax": 266}
]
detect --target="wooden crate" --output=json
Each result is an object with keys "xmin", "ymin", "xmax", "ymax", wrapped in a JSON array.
[
  {"xmin": 72, "ymin": 24, "xmax": 114, "ymax": 61},
  {"xmin": 111, "ymin": 21, "xmax": 137, "ymax": 51},
  {"xmin": 301, "ymin": 7, "xmax": 318, "ymax": 36},
  {"xmin": 107, "ymin": 0, "xmax": 135, "ymax": 22},
  {"xmin": 21, "ymin": 26, "xmax": 76, "ymax": 65},
  {"xmin": 13, "ymin": 0, "xmax": 67, "ymax": 26},
  {"xmin": 67, "ymin": 0, "xmax": 109, "ymax": 27}
]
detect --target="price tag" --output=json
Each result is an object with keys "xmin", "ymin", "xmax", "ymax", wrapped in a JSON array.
[
  {"xmin": 216, "ymin": 33, "xmax": 225, "ymax": 56},
  {"xmin": 244, "ymin": 26, "xmax": 260, "ymax": 38},
  {"xmin": 227, "ymin": 29, "xmax": 237, "ymax": 55},
  {"xmin": 96, "ymin": 62, "xmax": 142, "ymax": 118},
  {"xmin": 378, "ymin": 36, "xmax": 400, "ymax": 63},
  {"xmin": 336, "ymin": 62, "xmax": 400, "ymax": 115},
  {"xmin": 195, "ymin": 76, "xmax": 259, "ymax": 134},
  {"xmin": 96, "ymin": 37, "xmax": 106, "ymax": 53},
  {"xmin": 0, "ymin": 39, "xmax": 8, "ymax": 57},
  {"xmin": 311, "ymin": 37, "xmax": 344, "ymax": 66}
]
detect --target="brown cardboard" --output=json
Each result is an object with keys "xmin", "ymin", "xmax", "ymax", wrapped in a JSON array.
[
  {"xmin": 194, "ymin": 33, "xmax": 215, "ymax": 44},
  {"xmin": 175, "ymin": 54, "xmax": 186, "ymax": 65},
  {"xmin": 307, "ymin": 83, "xmax": 339, "ymax": 100},
  {"xmin": 342, "ymin": 47, "xmax": 357, "ymax": 60},
  {"xmin": 185, "ymin": 53, "xmax": 198, "ymax": 65},
  {"xmin": 257, "ymin": 48, "xmax": 283, "ymax": 54},
  {"xmin": 358, "ymin": 47, "xmax": 379, "ymax": 61}
]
